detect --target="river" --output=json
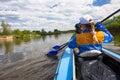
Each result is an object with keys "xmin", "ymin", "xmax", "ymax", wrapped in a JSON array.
[
  {"xmin": 0, "ymin": 33, "xmax": 72, "ymax": 80},
  {"xmin": 0, "ymin": 33, "xmax": 120, "ymax": 80}
]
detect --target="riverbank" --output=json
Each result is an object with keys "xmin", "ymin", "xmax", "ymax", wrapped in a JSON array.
[
  {"xmin": 0, "ymin": 36, "xmax": 13, "ymax": 41},
  {"xmin": 0, "ymin": 35, "xmax": 13, "ymax": 43}
]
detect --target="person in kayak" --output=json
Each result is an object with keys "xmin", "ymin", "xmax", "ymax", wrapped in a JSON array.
[{"xmin": 68, "ymin": 15, "xmax": 114, "ymax": 56}]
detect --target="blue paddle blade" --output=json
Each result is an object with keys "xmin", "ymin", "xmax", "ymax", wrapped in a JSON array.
[
  {"xmin": 52, "ymin": 45, "xmax": 61, "ymax": 49},
  {"xmin": 47, "ymin": 50, "xmax": 58, "ymax": 55}
]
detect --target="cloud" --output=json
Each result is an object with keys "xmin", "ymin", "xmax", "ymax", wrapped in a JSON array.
[
  {"xmin": 0, "ymin": 0, "xmax": 120, "ymax": 31},
  {"xmin": 0, "ymin": 0, "xmax": 11, "ymax": 2}
]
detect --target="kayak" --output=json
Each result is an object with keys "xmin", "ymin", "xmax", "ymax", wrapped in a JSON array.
[
  {"xmin": 54, "ymin": 46, "xmax": 74, "ymax": 80},
  {"xmin": 54, "ymin": 46, "xmax": 120, "ymax": 80}
]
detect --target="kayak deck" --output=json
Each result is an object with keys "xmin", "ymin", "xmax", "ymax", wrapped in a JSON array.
[{"xmin": 54, "ymin": 47, "xmax": 73, "ymax": 80}]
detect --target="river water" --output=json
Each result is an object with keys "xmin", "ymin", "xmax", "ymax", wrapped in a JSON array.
[
  {"xmin": 0, "ymin": 33, "xmax": 72, "ymax": 80},
  {"xmin": 0, "ymin": 33, "xmax": 120, "ymax": 80}
]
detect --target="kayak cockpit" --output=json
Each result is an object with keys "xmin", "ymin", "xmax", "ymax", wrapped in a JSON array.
[
  {"xmin": 54, "ymin": 47, "xmax": 120, "ymax": 80},
  {"xmin": 75, "ymin": 49, "xmax": 120, "ymax": 80}
]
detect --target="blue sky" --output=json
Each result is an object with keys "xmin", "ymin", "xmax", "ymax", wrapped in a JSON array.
[
  {"xmin": 93, "ymin": 0, "xmax": 111, "ymax": 6},
  {"xmin": 0, "ymin": 0, "xmax": 120, "ymax": 31}
]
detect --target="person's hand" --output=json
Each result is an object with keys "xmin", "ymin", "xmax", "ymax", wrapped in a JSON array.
[
  {"xmin": 73, "ymin": 48, "xmax": 79, "ymax": 54},
  {"xmin": 95, "ymin": 22, "xmax": 106, "ymax": 30}
]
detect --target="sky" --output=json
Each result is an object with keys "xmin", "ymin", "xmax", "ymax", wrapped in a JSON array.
[{"xmin": 0, "ymin": 0, "xmax": 120, "ymax": 31}]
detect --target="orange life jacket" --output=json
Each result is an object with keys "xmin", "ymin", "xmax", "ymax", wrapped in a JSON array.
[{"xmin": 76, "ymin": 31, "xmax": 104, "ymax": 45}]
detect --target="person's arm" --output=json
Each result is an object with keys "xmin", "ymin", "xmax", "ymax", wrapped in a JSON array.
[
  {"xmin": 68, "ymin": 36, "xmax": 77, "ymax": 49},
  {"xmin": 96, "ymin": 22, "xmax": 114, "ymax": 43}
]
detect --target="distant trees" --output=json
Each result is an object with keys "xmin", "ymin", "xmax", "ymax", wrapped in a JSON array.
[
  {"xmin": 105, "ymin": 15, "xmax": 120, "ymax": 31},
  {"xmin": 13, "ymin": 29, "xmax": 36, "ymax": 38},
  {"xmin": 41, "ymin": 28, "xmax": 47, "ymax": 35},
  {"xmin": 12, "ymin": 29, "xmax": 21, "ymax": 36},
  {"xmin": 54, "ymin": 29, "xmax": 60, "ymax": 34},
  {"xmin": 0, "ymin": 20, "xmax": 74, "ymax": 37},
  {"xmin": 0, "ymin": 14, "xmax": 120, "ymax": 37},
  {"xmin": 1, "ymin": 20, "xmax": 11, "ymax": 35}
]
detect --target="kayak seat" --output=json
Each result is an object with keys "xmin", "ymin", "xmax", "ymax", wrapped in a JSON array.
[{"xmin": 78, "ymin": 50, "xmax": 102, "ymax": 60}]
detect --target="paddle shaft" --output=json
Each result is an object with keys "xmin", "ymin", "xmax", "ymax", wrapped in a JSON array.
[
  {"xmin": 60, "ymin": 42, "xmax": 68, "ymax": 47},
  {"xmin": 57, "ymin": 42, "xmax": 68, "ymax": 51},
  {"xmin": 101, "ymin": 9, "xmax": 120, "ymax": 23}
]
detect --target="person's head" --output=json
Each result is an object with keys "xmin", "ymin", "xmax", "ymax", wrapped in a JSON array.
[
  {"xmin": 79, "ymin": 15, "xmax": 94, "ymax": 31},
  {"xmin": 75, "ymin": 23, "xmax": 81, "ymax": 33}
]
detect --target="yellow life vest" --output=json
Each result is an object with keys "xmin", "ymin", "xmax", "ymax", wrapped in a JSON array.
[{"xmin": 76, "ymin": 31, "xmax": 104, "ymax": 45}]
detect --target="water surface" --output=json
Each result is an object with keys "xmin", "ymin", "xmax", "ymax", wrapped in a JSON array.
[{"xmin": 0, "ymin": 33, "xmax": 73, "ymax": 80}]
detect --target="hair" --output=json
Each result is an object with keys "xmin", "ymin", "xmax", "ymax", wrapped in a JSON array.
[
  {"xmin": 84, "ymin": 19, "xmax": 95, "ymax": 30},
  {"xmin": 89, "ymin": 19, "xmax": 95, "ymax": 31},
  {"xmin": 88, "ymin": 19, "xmax": 99, "ymax": 44},
  {"xmin": 75, "ymin": 23, "xmax": 82, "ymax": 34},
  {"xmin": 84, "ymin": 24, "xmax": 91, "ymax": 29}
]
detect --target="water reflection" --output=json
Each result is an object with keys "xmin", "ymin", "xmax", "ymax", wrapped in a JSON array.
[
  {"xmin": 0, "ymin": 52, "xmax": 24, "ymax": 64},
  {"xmin": 14, "ymin": 38, "xmax": 22, "ymax": 45},
  {"xmin": 0, "ymin": 33, "xmax": 72, "ymax": 64},
  {"xmin": 0, "ymin": 41, "xmax": 13, "ymax": 54},
  {"xmin": 4, "ymin": 42, "xmax": 13, "ymax": 54},
  {"xmin": 14, "ymin": 37, "xmax": 31, "ymax": 45},
  {"xmin": 0, "ymin": 33, "xmax": 119, "ymax": 64},
  {"xmin": 41, "ymin": 36, "xmax": 47, "ymax": 41},
  {"xmin": 113, "ymin": 32, "xmax": 120, "ymax": 46},
  {"xmin": 54, "ymin": 34, "xmax": 61, "ymax": 39}
]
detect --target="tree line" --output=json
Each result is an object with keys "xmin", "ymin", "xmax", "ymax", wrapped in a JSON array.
[
  {"xmin": 0, "ymin": 15, "xmax": 120, "ymax": 38},
  {"xmin": 105, "ymin": 15, "xmax": 120, "ymax": 32},
  {"xmin": 0, "ymin": 20, "xmax": 74, "ymax": 38}
]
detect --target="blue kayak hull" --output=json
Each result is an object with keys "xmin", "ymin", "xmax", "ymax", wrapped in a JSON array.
[
  {"xmin": 54, "ymin": 47, "xmax": 120, "ymax": 80},
  {"xmin": 54, "ymin": 47, "xmax": 73, "ymax": 80}
]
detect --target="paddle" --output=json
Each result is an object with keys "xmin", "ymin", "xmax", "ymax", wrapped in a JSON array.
[
  {"xmin": 47, "ymin": 9, "xmax": 120, "ymax": 55},
  {"xmin": 47, "ymin": 42, "xmax": 68, "ymax": 55},
  {"xmin": 52, "ymin": 42, "xmax": 68, "ymax": 49},
  {"xmin": 47, "ymin": 33, "xmax": 75, "ymax": 55},
  {"xmin": 101, "ymin": 9, "xmax": 120, "ymax": 23}
]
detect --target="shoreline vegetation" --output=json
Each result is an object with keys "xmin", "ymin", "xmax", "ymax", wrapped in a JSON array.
[
  {"xmin": 0, "ymin": 28, "xmax": 74, "ymax": 40},
  {"xmin": 0, "ymin": 20, "xmax": 74, "ymax": 41},
  {"xmin": 0, "ymin": 15, "xmax": 120, "ymax": 41}
]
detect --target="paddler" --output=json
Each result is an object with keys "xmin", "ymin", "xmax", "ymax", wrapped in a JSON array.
[{"xmin": 68, "ymin": 15, "xmax": 114, "ymax": 56}]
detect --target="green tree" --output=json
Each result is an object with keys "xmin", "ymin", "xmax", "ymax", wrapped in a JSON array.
[
  {"xmin": 54, "ymin": 29, "xmax": 59, "ymax": 32},
  {"xmin": 41, "ymin": 28, "xmax": 47, "ymax": 35},
  {"xmin": 12, "ymin": 29, "xmax": 22, "ymax": 38},
  {"xmin": 1, "ymin": 20, "xmax": 11, "ymax": 35},
  {"xmin": 106, "ymin": 15, "xmax": 120, "ymax": 31},
  {"xmin": 54, "ymin": 29, "xmax": 60, "ymax": 34},
  {"xmin": 22, "ymin": 30, "xmax": 30, "ymax": 34},
  {"xmin": 13, "ymin": 29, "xmax": 21, "ymax": 35}
]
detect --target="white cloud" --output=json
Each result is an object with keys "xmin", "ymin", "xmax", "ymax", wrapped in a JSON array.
[{"xmin": 0, "ymin": 0, "xmax": 120, "ymax": 31}]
